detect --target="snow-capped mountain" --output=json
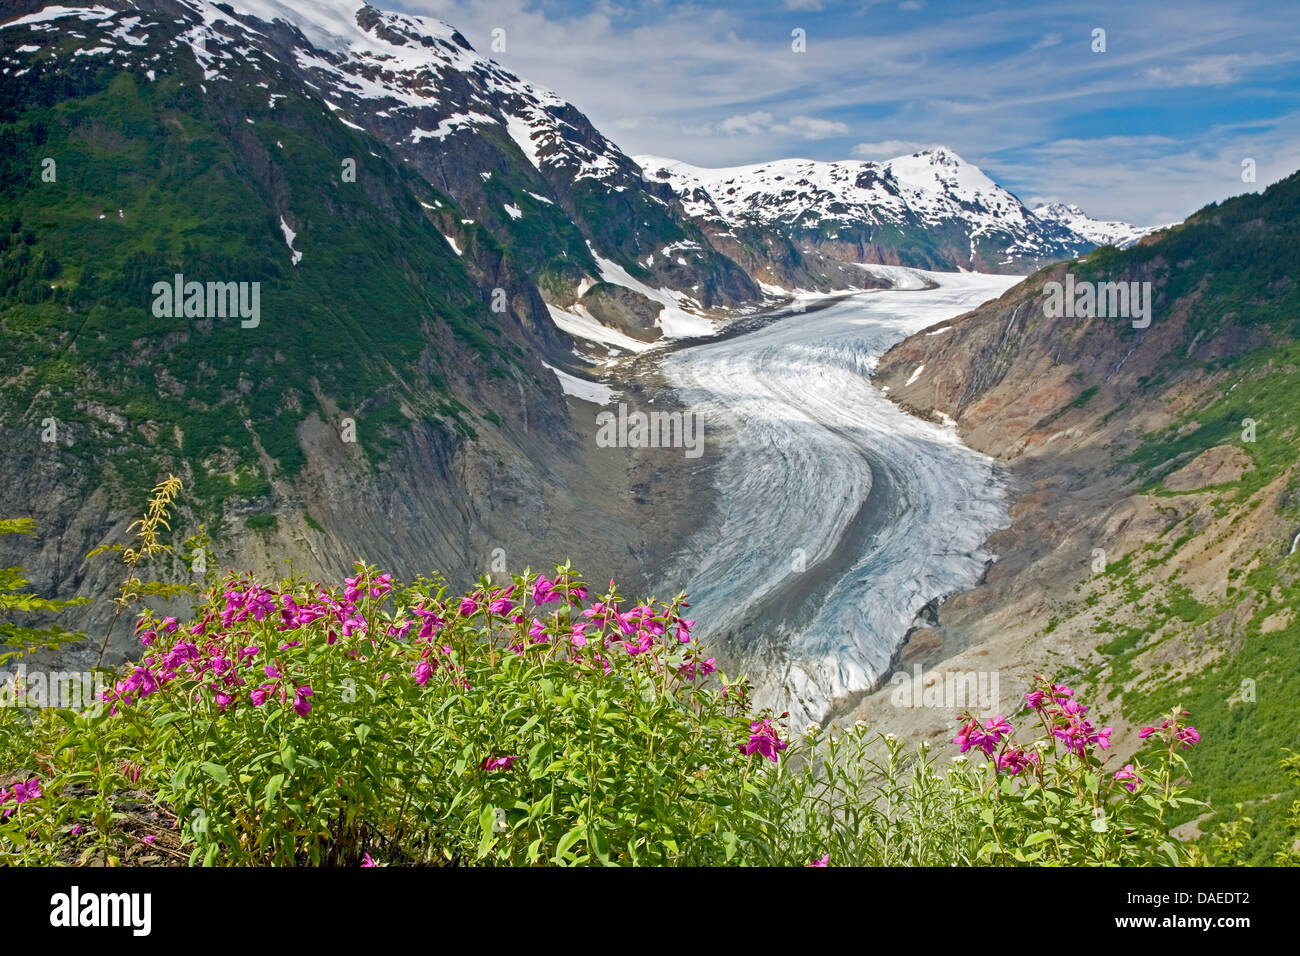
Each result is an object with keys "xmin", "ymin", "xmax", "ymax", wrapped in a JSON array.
[
  {"xmin": 1031, "ymin": 202, "xmax": 1168, "ymax": 249},
  {"xmin": 636, "ymin": 149, "xmax": 1153, "ymax": 274},
  {"xmin": 2, "ymin": 0, "xmax": 759, "ymax": 344},
  {"xmin": 2, "ymin": 0, "xmax": 1164, "ymax": 345}
]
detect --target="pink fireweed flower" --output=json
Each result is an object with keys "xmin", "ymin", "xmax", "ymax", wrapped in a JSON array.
[
  {"xmin": 996, "ymin": 749, "xmax": 1037, "ymax": 776},
  {"xmin": 1176, "ymin": 726, "xmax": 1201, "ymax": 749},
  {"xmin": 623, "ymin": 629, "xmax": 655, "ymax": 656},
  {"xmin": 3, "ymin": 777, "xmax": 43, "ymax": 815},
  {"xmin": 293, "ymin": 685, "xmax": 314, "ymax": 716},
  {"xmin": 1114, "ymin": 764, "xmax": 1142, "ymax": 792},
  {"xmin": 161, "ymin": 617, "xmax": 179, "ymax": 633},
  {"xmin": 1060, "ymin": 698, "xmax": 1089, "ymax": 718},
  {"xmin": 361, "ymin": 853, "xmax": 377, "ymax": 867},
  {"xmin": 250, "ymin": 685, "xmax": 273, "ymax": 706},
  {"xmin": 1138, "ymin": 726, "xmax": 1157, "ymax": 739},
  {"xmin": 458, "ymin": 596, "xmax": 479, "ymax": 617},
  {"xmin": 958, "ymin": 715, "xmax": 1013, "ymax": 756},
  {"xmin": 739, "ymin": 719, "xmax": 787, "ymax": 762},
  {"xmin": 412, "ymin": 658, "xmax": 434, "ymax": 686},
  {"xmin": 954, "ymin": 719, "xmax": 978, "ymax": 754},
  {"xmin": 140, "ymin": 629, "xmax": 157, "ymax": 646},
  {"xmin": 142, "ymin": 834, "xmax": 156, "ymax": 845},
  {"xmin": 677, "ymin": 657, "xmax": 717, "ymax": 681},
  {"xmin": 387, "ymin": 618, "xmax": 412, "ymax": 639},
  {"xmin": 809, "ymin": 854, "xmax": 829, "ymax": 867},
  {"xmin": 413, "ymin": 607, "xmax": 444, "ymax": 639},
  {"xmin": 487, "ymin": 586, "xmax": 515, "ymax": 615},
  {"xmin": 1053, "ymin": 719, "xmax": 1113, "ymax": 756},
  {"xmin": 481, "ymin": 755, "xmax": 521, "ymax": 771},
  {"xmin": 344, "ymin": 574, "xmax": 364, "ymax": 605},
  {"xmin": 533, "ymin": 575, "xmax": 559, "ymax": 605}
]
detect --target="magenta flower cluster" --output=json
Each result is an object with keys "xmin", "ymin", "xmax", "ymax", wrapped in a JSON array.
[
  {"xmin": 953, "ymin": 677, "xmax": 1207, "ymax": 795},
  {"xmin": 739, "ymin": 719, "xmax": 788, "ymax": 762},
  {"xmin": 1139, "ymin": 714, "xmax": 1201, "ymax": 749},
  {"xmin": 0, "ymin": 776, "xmax": 42, "ymax": 819},
  {"xmin": 95, "ymin": 565, "xmax": 708, "ymax": 782}
]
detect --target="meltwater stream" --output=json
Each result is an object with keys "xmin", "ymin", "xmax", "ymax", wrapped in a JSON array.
[{"xmin": 655, "ymin": 268, "xmax": 1021, "ymax": 725}]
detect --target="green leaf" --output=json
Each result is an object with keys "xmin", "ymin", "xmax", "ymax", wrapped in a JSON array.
[
  {"xmin": 200, "ymin": 762, "xmax": 230, "ymax": 787},
  {"xmin": 554, "ymin": 825, "xmax": 585, "ymax": 864},
  {"xmin": 263, "ymin": 773, "xmax": 285, "ymax": 808}
]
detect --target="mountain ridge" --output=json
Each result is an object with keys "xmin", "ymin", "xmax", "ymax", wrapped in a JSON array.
[{"xmin": 635, "ymin": 147, "xmax": 1166, "ymax": 277}]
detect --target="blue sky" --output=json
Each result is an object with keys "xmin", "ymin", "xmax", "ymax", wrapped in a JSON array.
[{"xmin": 402, "ymin": 0, "xmax": 1300, "ymax": 225}]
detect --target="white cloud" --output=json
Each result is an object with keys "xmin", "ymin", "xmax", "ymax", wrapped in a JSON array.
[
  {"xmin": 780, "ymin": 115, "xmax": 850, "ymax": 138},
  {"xmin": 719, "ymin": 111, "xmax": 775, "ymax": 135},
  {"xmin": 1006, "ymin": 121, "xmax": 1300, "ymax": 224},
  {"xmin": 714, "ymin": 111, "xmax": 847, "ymax": 139},
  {"xmin": 1144, "ymin": 52, "xmax": 1294, "ymax": 87},
  {"xmin": 1031, "ymin": 32, "xmax": 1062, "ymax": 50},
  {"xmin": 402, "ymin": 0, "xmax": 1300, "ymax": 222},
  {"xmin": 852, "ymin": 139, "xmax": 928, "ymax": 158}
]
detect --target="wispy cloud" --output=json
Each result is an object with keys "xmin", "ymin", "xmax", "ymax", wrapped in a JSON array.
[
  {"xmin": 402, "ymin": 0, "xmax": 1300, "ymax": 222},
  {"xmin": 851, "ymin": 139, "xmax": 929, "ymax": 158}
]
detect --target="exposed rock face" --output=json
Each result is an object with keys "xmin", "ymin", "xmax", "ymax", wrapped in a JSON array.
[
  {"xmin": 1164, "ymin": 446, "xmax": 1253, "ymax": 491},
  {"xmin": 0, "ymin": 0, "xmax": 726, "ymax": 666}
]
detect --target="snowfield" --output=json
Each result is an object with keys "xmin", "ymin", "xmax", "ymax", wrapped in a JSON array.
[{"xmin": 656, "ymin": 269, "xmax": 1021, "ymax": 724}]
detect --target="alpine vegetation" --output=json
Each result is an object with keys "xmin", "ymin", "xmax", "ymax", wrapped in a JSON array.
[
  {"xmin": 3, "ymin": 485, "xmax": 1297, "ymax": 868},
  {"xmin": 150, "ymin": 275, "xmax": 261, "ymax": 329},
  {"xmin": 1040, "ymin": 274, "xmax": 1153, "ymax": 329}
]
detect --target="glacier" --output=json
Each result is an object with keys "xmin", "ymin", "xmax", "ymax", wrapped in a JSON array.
[{"xmin": 655, "ymin": 268, "xmax": 1021, "ymax": 725}]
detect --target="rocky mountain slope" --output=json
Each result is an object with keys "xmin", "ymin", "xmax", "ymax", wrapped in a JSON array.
[
  {"xmin": 636, "ymin": 149, "xmax": 1159, "ymax": 278},
  {"xmin": 854, "ymin": 170, "xmax": 1300, "ymax": 861},
  {"xmin": 0, "ymin": 0, "xmax": 717, "ymax": 660}
]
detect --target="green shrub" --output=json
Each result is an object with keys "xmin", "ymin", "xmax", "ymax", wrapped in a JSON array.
[{"xmin": 1, "ymin": 558, "xmax": 1264, "ymax": 867}]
